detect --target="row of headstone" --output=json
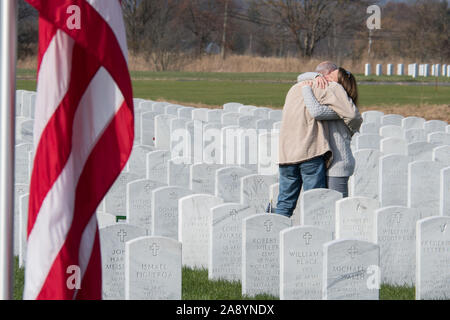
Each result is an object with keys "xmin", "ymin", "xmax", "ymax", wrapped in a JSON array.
[
  {"xmin": 99, "ymin": 210, "xmax": 450, "ymax": 300},
  {"xmin": 365, "ymin": 63, "xmax": 450, "ymax": 78}
]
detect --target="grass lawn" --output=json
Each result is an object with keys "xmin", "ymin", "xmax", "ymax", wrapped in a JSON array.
[{"xmin": 13, "ymin": 260, "xmax": 414, "ymax": 300}]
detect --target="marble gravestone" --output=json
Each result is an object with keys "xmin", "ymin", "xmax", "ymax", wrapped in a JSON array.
[
  {"xmin": 155, "ymin": 114, "xmax": 176, "ymax": 150},
  {"xmin": 241, "ymin": 174, "xmax": 278, "ymax": 213},
  {"xmin": 105, "ymin": 172, "xmax": 140, "ymax": 217},
  {"xmin": 223, "ymin": 102, "xmax": 243, "ymax": 113},
  {"xmin": 167, "ymin": 158, "xmax": 191, "ymax": 189},
  {"xmin": 97, "ymin": 212, "xmax": 117, "ymax": 229},
  {"xmin": 146, "ymin": 150, "xmax": 171, "ymax": 184},
  {"xmin": 416, "ymin": 216, "xmax": 450, "ymax": 300},
  {"xmin": 375, "ymin": 206, "xmax": 418, "ymax": 286},
  {"xmin": 190, "ymin": 163, "xmax": 223, "ymax": 195},
  {"xmin": 424, "ymin": 120, "xmax": 447, "ymax": 135},
  {"xmin": 179, "ymin": 194, "xmax": 224, "ymax": 269},
  {"xmin": 19, "ymin": 194, "xmax": 29, "ymax": 268},
  {"xmin": 441, "ymin": 168, "xmax": 449, "ymax": 216},
  {"xmin": 379, "ymin": 154, "xmax": 409, "ymax": 207},
  {"xmin": 15, "ymin": 143, "xmax": 33, "ymax": 185},
  {"xmin": 300, "ymin": 188, "xmax": 342, "ymax": 238},
  {"xmin": 356, "ymin": 134, "xmax": 381, "ymax": 150},
  {"xmin": 126, "ymin": 179, "xmax": 166, "ymax": 232},
  {"xmin": 362, "ymin": 111, "xmax": 384, "ymax": 125},
  {"xmin": 242, "ymin": 214, "xmax": 292, "ymax": 298},
  {"xmin": 323, "ymin": 239, "xmax": 380, "ymax": 300},
  {"xmin": 140, "ymin": 111, "xmax": 158, "ymax": 147},
  {"xmin": 404, "ymin": 128, "xmax": 427, "ymax": 144},
  {"xmin": 151, "ymin": 186, "xmax": 193, "ymax": 240},
  {"xmin": 408, "ymin": 161, "xmax": 446, "ymax": 219},
  {"xmin": 128, "ymin": 145, "xmax": 154, "ymax": 178},
  {"xmin": 100, "ymin": 224, "xmax": 147, "ymax": 300},
  {"xmin": 350, "ymin": 149, "xmax": 382, "ymax": 200},
  {"xmin": 379, "ymin": 125, "xmax": 404, "ymax": 139},
  {"xmin": 215, "ymin": 166, "xmax": 252, "ymax": 203},
  {"xmin": 360, "ymin": 123, "xmax": 380, "ymax": 135},
  {"xmin": 380, "ymin": 137, "xmax": 407, "ymax": 156},
  {"xmin": 209, "ymin": 203, "xmax": 258, "ymax": 282},
  {"xmin": 381, "ymin": 114, "xmax": 403, "ymax": 126},
  {"xmin": 428, "ymin": 132, "xmax": 450, "ymax": 146},
  {"xmin": 402, "ymin": 116, "xmax": 425, "ymax": 130},
  {"xmin": 258, "ymin": 131, "xmax": 279, "ymax": 176},
  {"xmin": 125, "ymin": 236, "xmax": 182, "ymax": 300},
  {"xmin": 280, "ymin": 226, "xmax": 332, "ymax": 300},
  {"xmin": 407, "ymin": 141, "xmax": 436, "ymax": 162},
  {"xmin": 14, "ymin": 184, "xmax": 29, "ymax": 256},
  {"xmin": 336, "ymin": 197, "xmax": 379, "ymax": 243}
]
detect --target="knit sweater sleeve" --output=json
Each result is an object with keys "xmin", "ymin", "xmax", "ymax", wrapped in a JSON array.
[
  {"xmin": 297, "ymin": 72, "xmax": 321, "ymax": 83},
  {"xmin": 302, "ymin": 86, "xmax": 341, "ymax": 121}
]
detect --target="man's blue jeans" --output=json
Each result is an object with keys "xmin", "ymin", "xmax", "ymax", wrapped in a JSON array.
[{"xmin": 276, "ymin": 156, "xmax": 327, "ymax": 218}]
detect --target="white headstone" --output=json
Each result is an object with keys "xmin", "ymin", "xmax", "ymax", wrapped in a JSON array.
[
  {"xmin": 239, "ymin": 105, "xmax": 257, "ymax": 115},
  {"xmin": 381, "ymin": 114, "xmax": 404, "ymax": 126},
  {"xmin": 167, "ymin": 158, "xmax": 191, "ymax": 188},
  {"xmin": 356, "ymin": 134, "xmax": 381, "ymax": 150},
  {"xmin": 404, "ymin": 128, "xmax": 427, "ymax": 144},
  {"xmin": 179, "ymin": 194, "xmax": 224, "ymax": 269},
  {"xmin": 440, "ymin": 168, "xmax": 450, "ymax": 216},
  {"xmin": 351, "ymin": 149, "xmax": 382, "ymax": 200},
  {"xmin": 407, "ymin": 141, "xmax": 436, "ymax": 162},
  {"xmin": 100, "ymin": 224, "xmax": 147, "ymax": 300},
  {"xmin": 258, "ymin": 131, "xmax": 279, "ymax": 176},
  {"xmin": 208, "ymin": 109, "xmax": 223, "ymax": 123},
  {"xmin": 155, "ymin": 114, "xmax": 176, "ymax": 150},
  {"xmin": 146, "ymin": 150, "xmax": 170, "ymax": 184},
  {"xmin": 126, "ymin": 179, "xmax": 166, "ymax": 232},
  {"xmin": 300, "ymin": 188, "xmax": 342, "ymax": 238},
  {"xmin": 105, "ymin": 172, "xmax": 140, "ymax": 216},
  {"xmin": 376, "ymin": 64, "xmax": 382, "ymax": 76},
  {"xmin": 280, "ymin": 226, "xmax": 332, "ymax": 300},
  {"xmin": 97, "ymin": 212, "xmax": 117, "ymax": 229},
  {"xmin": 323, "ymin": 239, "xmax": 380, "ymax": 300},
  {"xmin": 223, "ymin": 102, "xmax": 243, "ymax": 113},
  {"xmin": 192, "ymin": 108, "xmax": 209, "ymax": 122},
  {"xmin": 416, "ymin": 216, "xmax": 450, "ymax": 300},
  {"xmin": 380, "ymin": 137, "xmax": 407, "ymax": 155},
  {"xmin": 209, "ymin": 203, "xmax": 258, "ymax": 281},
  {"xmin": 424, "ymin": 120, "xmax": 447, "ymax": 135},
  {"xmin": 397, "ymin": 64, "xmax": 404, "ymax": 76},
  {"xmin": 269, "ymin": 110, "xmax": 282, "ymax": 121},
  {"xmin": 336, "ymin": 197, "xmax": 379, "ymax": 242},
  {"xmin": 242, "ymin": 214, "xmax": 292, "ymax": 297},
  {"xmin": 178, "ymin": 106, "xmax": 194, "ymax": 120},
  {"xmin": 241, "ymin": 174, "xmax": 278, "ymax": 213},
  {"xmin": 365, "ymin": 63, "xmax": 371, "ymax": 76},
  {"xmin": 362, "ymin": 111, "xmax": 384, "ymax": 125},
  {"xmin": 386, "ymin": 64, "xmax": 393, "ymax": 76},
  {"xmin": 140, "ymin": 111, "xmax": 157, "ymax": 147},
  {"xmin": 191, "ymin": 163, "xmax": 223, "ymax": 195},
  {"xmin": 375, "ymin": 206, "xmax": 418, "ymax": 286},
  {"xmin": 402, "ymin": 117, "xmax": 425, "ymax": 130},
  {"xmin": 152, "ymin": 186, "xmax": 192, "ymax": 240},
  {"xmin": 221, "ymin": 113, "xmax": 241, "ymax": 126},
  {"xmin": 15, "ymin": 143, "xmax": 33, "ymax": 185},
  {"xmin": 238, "ymin": 116, "xmax": 259, "ymax": 129},
  {"xmin": 252, "ymin": 108, "xmax": 271, "ymax": 120},
  {"xmin": 128, "ymin": 145, "xmax": 154, "ymax": 178},
  {"xmin": 216, "ymin": 166, "xmax": 252, "ymax": 203},
  {"xmin": 408, "ymin": 161, "xmax": 446, "ymax": 218},
  {"xmin": 433, "ymin": 145, "xmax": 450, "ymax": 166},
  {"xmin": 18, "ymin": 194, "xmax": 29, "ymax": 268},
  {"xmin": 360, "ymin": 123, "xmax": 380, "ymax": 135},
  {"xmin": 125, "ymin": 236, "xmax": 182, "ymax": 300},
  {"xmin": 379, "ymin": 125, "xmax": 404, "ymax": 139},
  {"xmin": 379, "ymin": 154, "xmax": 409, "ymax": 207},
  {"xmin": 428, "ymin": 132, "xmax": 450, "ymax": 145}
]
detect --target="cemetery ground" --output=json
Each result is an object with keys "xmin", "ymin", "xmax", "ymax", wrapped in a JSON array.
[
  {"xmin": 13, "ymin": 258, "xmax": 415, "ymax": 300},
  {"xmin": 13, "ymin": 71, "xmax": 448, "ymax": 300},
  {"xmin": 17, "ymin": 71, "xmax": 450, "ymax": 123}
]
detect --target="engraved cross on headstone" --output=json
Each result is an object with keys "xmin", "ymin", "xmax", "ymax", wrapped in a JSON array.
[
  {"xmin": 348, "ymin": 246, "xmax": 358, "ymax": 259},
  {"xmin": 144, "ymin": 183, "xmax": 153, "ymax": 193},
  {"xmin": 303, "ymin": 232, "xmax": 313, "ymax": 245},
  {"xmin": 150, "ymin": 243, "xmax": 160, "ymax": 256},
  {"xmin": 117, "ymin": 229, "xmax": 127, "ymax": 243},
  {"xmin": 229, "ymin": 209, "xmax": 238, "ymax": 220},
  {"xmin": 440, "ymin": 223, "xmax": 448, "ymax": 233},
  {"xmin": 264, "ymin": 220, "xmax": 273, "ymax": 232}
]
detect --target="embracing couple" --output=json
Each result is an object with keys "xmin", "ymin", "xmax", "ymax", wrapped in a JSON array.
[{"xmin": 273, "ymin": 61, "xmax": 363, "ymax": 218}]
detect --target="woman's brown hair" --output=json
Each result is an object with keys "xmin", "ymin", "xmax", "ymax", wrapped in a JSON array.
[{"xmin": 337, "ymin": 67, "xmax": 359, "ymax": 106}]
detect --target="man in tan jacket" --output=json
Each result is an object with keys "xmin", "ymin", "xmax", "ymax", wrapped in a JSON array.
[{"xmin": 275, "ymin": 62, "xmax": 361, "ymax": 217}]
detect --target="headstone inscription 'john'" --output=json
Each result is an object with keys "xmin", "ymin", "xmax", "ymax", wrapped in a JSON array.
[
  {"xmin": 209, "ymin": 203, "xmax": 258, "ymax": 281},
  {"xmin": 125, "ymin": 236, "xmax": 182, "ymax": 300},
  {"xmin": 100, "ymin": 224, "xmax": 147, "ymax": 300},
  {"xmin": 416, "ymin": 216, "xmax": 450, "ymax": 300},
  {"xmin": 300, "ymin": 188, "xmax": 342, "ymax": 238},
  {"xmin": 242, "ymin": 214, "xmax": 292, "ymax": 298},
  {"xmin": 375, "ymin": 206, "xmax": 418, "ymax": 286},
  {"xmin": 179, "ymin": 194, "xmax": 224, "ymax": 269},
  {"xmin": 323, "ymin": 239, "xmax": 380, "ymax": 300},
  {"xmin": 280, "ymin": 226, "xmax": 332, "ymax": 300}
]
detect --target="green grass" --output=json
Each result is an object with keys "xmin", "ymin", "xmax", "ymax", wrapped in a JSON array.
[
  {"xmin": 17, "ymin": 79, "xmax": 450, "ymax": 109},
  {"xmin": 12, "ymin": 262, "xmax": 413, "ymax": 300}
]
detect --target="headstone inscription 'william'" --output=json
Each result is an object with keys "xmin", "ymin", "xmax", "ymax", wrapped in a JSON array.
[
  {"xmin": 323, "ymin": 239, "xmax": 380, "ymax": 300},
  {"xmin": 416, "ymin": 216, "xmax": 450, "ymax": 300},
  {"xmin": 375, "ymin": 206, "xmax": 418, "ymax": 286},
  {"xmin": 125, "ymin": 236, "xmax": 182, "ymax": 300},
  {"xmin": 242, "ymin": 214, "xmax": 292, "ymax": 298},
  {"xmin": 209, "ymin": 203, "xmax": 258, "ymax": 281},
  {"xmin": 280, "ymin": 226, "xmax": 332, "ymax": 300},
  {"xmin": 100, "ymin": 224, "xmax": 147, "ymax": 300}
]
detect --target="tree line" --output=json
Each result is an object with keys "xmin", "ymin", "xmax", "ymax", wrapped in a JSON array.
[{"xmin": 18, "ymin": 0, "xmax": 450, "ymax": 71}]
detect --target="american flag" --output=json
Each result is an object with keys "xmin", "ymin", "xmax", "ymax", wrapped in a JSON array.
[{"xmin": 23, "ymin": 0, "xmax": 134, "ymax": 300}]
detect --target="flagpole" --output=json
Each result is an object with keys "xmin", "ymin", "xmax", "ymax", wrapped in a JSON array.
[{"xmin": 0, "ymin": 0, "xmax": 17, "ymax": 300}]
